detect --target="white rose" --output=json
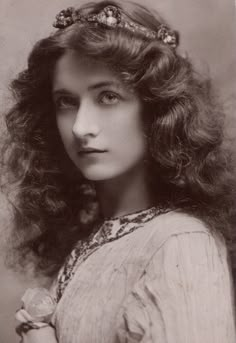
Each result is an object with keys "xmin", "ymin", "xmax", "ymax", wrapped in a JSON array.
[{"xmin": 15, "ymin": 287, "xmax": 56, "ymax": 324}]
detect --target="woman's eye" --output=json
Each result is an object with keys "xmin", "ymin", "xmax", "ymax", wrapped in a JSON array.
[
  {"xmin": 54, "ymin": 96, "xmax": 78, "ymax": 110},
  {"xmin": 99, "ymin": 92, "xmax": 120, "ymax": 105}
]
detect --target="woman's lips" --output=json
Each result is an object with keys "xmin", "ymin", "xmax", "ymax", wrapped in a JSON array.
[{"xmin": 77, "ymin": 148, "xmax": 107, "ymax": 156}]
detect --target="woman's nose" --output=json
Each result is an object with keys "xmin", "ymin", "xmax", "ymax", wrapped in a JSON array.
[{"xmin": 72, "ymin": 101, "xmax": 100, "ymax": 139}]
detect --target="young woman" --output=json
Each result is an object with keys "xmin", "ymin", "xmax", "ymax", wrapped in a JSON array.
[{"xmin": 2, "ymin": 0, "xmax": 236, "ymax": 342}]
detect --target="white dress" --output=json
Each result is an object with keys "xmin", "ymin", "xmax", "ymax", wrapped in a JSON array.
[{"xmin": 51, "ymin": 208, "xmax": 236, "ymax": 342}]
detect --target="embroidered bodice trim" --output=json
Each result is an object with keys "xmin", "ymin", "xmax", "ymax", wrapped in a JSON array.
[{"xmin": 56, "ymin": 206, "xmax": 170, "ymax": 302}]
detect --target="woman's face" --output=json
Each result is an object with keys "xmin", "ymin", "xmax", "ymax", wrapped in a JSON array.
[{"xmin": 53, "ymin": 50, "xmax": 147, "ymax": 181}]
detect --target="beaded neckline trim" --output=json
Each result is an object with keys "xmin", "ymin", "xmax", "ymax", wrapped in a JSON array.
[{"xmin": 102, "ymin": 205, "xmax": 157, "ymax": 221}]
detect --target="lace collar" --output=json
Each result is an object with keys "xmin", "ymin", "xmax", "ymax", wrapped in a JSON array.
[
  {"xmin": 56, "ymin": 206, "xmax": 170, "ymax": 302},
  {"xmin": 92, "ymin": 206, "xmax": 160, "ymax": 243}
]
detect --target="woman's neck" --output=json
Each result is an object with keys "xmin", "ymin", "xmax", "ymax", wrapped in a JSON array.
[{"xmin": 95, "ymin": 165, "xmax": 155, "ymax": 219}]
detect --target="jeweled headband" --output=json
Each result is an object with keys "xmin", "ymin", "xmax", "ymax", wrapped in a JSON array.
[{"xmin": 53, "ymin": 5, "xmax": 179, "ymax": 49}]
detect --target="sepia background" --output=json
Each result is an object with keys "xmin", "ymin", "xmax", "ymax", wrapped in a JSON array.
[{"xmin": 0, "ymin": 0, "xmax": 235, "ymax": 342}]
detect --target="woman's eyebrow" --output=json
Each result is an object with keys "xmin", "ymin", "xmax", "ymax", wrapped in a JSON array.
[
  {"xmin": 88, "ymin": 81, "xmax": 122, "ymax": 91},
  {"xmin": 52, "ymin": 89, "xmax": 77, "ymax": 98},
  {"xmin": 52, "ymin": 82, "xmax": 122, "ymax": 97}
]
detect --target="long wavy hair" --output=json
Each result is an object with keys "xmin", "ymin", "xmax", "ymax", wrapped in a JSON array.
[{"xmin": 1, "ymin": 0, "xmax": 236, "ymax": 282}]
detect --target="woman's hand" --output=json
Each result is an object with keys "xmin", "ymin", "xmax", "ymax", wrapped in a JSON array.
[{"xmin": 19, "ymin": 326, "xmax": 58, "ymax": 343}]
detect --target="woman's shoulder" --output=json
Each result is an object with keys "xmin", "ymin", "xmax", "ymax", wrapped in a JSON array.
[
  {"xmin": 143, "ymin": 209, "xmax": 211, "ymax": 241},
  {"xmin": 148, "ymin": 209, "xmax": 209, "ymax": 232},
  {"xmin": 143, "ymin": 211, "xmax": 231, "ymax": 306},
  {"xmin": 140, "ymin": 209, "xmax": 227, "ymax": 260}
]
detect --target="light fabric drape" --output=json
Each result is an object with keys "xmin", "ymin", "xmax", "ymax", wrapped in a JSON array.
[{"xmin": 51, "ymin": 211, "xmax": 236, "ymax": 342}]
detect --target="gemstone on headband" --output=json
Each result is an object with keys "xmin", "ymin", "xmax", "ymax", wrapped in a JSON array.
[
  {"xmin": 87, "ymin": 5, "xmax": 122, "ymax": 27},
  {"xmin": 53, "ymin": 5, "xmax": 179, "ymax": 49}
]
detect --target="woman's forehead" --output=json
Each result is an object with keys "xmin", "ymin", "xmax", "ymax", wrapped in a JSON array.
[{"xmin": 53, "ymin": 50, "xmax": 125, "ymax": 93}]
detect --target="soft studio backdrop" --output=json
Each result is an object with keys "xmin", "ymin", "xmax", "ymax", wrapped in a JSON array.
[{"xmin": 0, "ymin": 0, "xmax": 235, "ymax": 342}]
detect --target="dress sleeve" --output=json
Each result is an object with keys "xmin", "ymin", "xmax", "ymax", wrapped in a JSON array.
[{"xmin": 116, "ymin": 231, "xmax": 236, "ymax": 343}]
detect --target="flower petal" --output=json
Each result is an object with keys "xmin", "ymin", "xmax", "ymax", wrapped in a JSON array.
[{"xmin": 15, "ymin": 309, "xmax": 34, "ymax": 323}]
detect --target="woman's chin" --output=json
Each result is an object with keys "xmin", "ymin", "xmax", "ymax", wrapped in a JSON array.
[{"xmin": 78, "ymin": 166, "xmax": 117, "ymax": 182}]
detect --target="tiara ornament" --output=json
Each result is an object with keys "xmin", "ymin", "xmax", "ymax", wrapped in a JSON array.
[
  {"xmin": 87, "ymin": 5, "xmax": 122, "ymax": 27},
  {"xmin": 53, "ymin": 5, "xmax": 178, "ymax": 49},
  {"xmin": 53, "ymin": 7, "xmax": 81, "ymax": 29}
]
